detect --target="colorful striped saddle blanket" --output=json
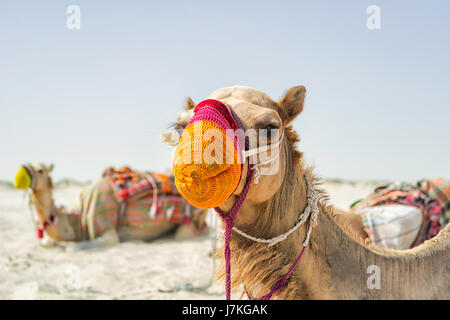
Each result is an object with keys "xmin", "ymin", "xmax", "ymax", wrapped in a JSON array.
[
  {"xmin": 418, "ymin": 178, "xmax": 450, "ymax": 226},
  {"xmin": 67, "ymin": 167, "xmax": 207, "ymax": 241},
  {"xmin": 102, "ymin": 166, "xmax": 179, "ymax": 201},
  {"xmin": 352, "ymin": 182, "xmax": 444, "ymax": 250}
]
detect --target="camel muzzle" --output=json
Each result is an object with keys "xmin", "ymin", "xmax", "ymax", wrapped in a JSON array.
[
  {"xmin": 14, "ymin": 165, "xmax": 34, "ymax": 189},
  {"xmin": 173, "ymin": 99, "xmax": 244, "ymax": 209}
]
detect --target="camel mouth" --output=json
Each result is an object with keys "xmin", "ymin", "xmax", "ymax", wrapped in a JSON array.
[
  {"xmin": 14, "ymin": 166, "xmax": 33, "ymax": 189},
  {"xmin": 174, "ymin": 162, "xmax": 242, "ymax": 209}
]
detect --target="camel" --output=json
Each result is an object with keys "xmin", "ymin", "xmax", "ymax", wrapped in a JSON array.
[
  {"xmin": 171, "ymin": 85, "xmax": 450, "ymax": 299},
  {"xmin": 15, "ymin": 163, "xmax": 209, "ymax": 249}
]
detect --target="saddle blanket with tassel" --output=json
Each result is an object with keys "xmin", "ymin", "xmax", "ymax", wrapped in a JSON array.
[
  {"xmin": 102, "ymin": 166, "xmax": 179, "ymax": 201},
  {"xmin": 67, "ymin": 172, "xmax": 206, "ymax": 241},
  {"xmin": 352, "ymin": 183, "xmax": 443, "ymax": 250},
  {"xmin": 355, "ymin": 204, "xmax": 424, "ymax": 249},
  {"xmin": 418, "ymin": 178, "xmax": 450, "ymax": 226}
]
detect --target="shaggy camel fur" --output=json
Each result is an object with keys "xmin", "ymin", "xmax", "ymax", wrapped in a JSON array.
[
  {"xmin": 22, "ymin": 163, "xmax": 207, "ymax": 248},
  {"xmin": 174, "ymin": 86, "xmax": 449, "ymax": 299}
]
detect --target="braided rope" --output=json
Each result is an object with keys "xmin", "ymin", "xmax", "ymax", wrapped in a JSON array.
[
  {"xmin": 233, "ymin": 176, "xmax": 319, "ymax": 247},
  {"xmin": 144, "ymin": 173, "xmax": 158, "ymax": 219},
  {"xmin": 246, "ymin": 130, "xmax": 285, "ymax": 184},
  {"xmin": 214, "ymin": 166, "xmax": 254, "ymax": 300}
]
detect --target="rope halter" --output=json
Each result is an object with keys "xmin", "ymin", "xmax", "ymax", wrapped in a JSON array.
[{"xmin": 232, "ymin": 175, "xmax": 319, "ymax": 247}]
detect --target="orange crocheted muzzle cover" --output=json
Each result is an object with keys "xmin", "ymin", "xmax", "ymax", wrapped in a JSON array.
[{"xmin": 173, "ymin": 99, "xmax": 244, "ymax": 209}]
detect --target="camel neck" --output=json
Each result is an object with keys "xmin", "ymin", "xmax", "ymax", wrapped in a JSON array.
[
  {"xmin": 227, "ymin": 166, "xmax": 319, "ymax": 298},
  {"xmin": 30, "ymin": 188, "xmax": 76, "ymax": 241},
  {"xmin": 238, "ymin": 139, "xmax": 310, "ymax": 255},
  {"xmin": 226, "ymin": 138, "xmax": 317, "ymax": 298},
  {"xmin": 32, "ymin": 188, "xmax": 53, "ymax": 223}
]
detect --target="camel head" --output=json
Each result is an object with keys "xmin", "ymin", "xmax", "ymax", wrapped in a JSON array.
[
  {"xmin": 14, "ymin": 163, "xmax": 54, "ymax": 192},
  {"xmin": 172, "ymin": 86, "xmax": 306, "ymax": 224}
]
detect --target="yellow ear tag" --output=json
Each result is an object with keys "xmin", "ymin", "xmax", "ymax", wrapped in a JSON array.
[{"xmin": 15, "ymin": 167, "xmax": 32, "ymax": 189}]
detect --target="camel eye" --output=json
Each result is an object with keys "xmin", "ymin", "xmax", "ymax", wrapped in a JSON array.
[
  {"xmin": 175, "ymin": 128, "xmax": 184, "ymax": 136},
  {"xmin": 264, "ymin": 124, "xmax": 280, "ymax": 140},
  {"xmin": 175, "ymin": 122, "xmax": 187, "ymax": 130},
  {"xmin": 265, "ymin": 124, "xmax": 279, "ymax": 131},
  {"xmin": 38, "ymin": 169, "xmax": 44, "ymax": 174}
]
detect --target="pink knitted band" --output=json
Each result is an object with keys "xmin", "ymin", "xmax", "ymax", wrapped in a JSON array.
[{"xmin": 187, "ymin": 99, "xmax": 245, "ymax": 163}]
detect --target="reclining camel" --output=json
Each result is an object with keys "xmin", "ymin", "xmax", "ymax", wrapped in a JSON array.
[
  {"xmin": 15, "ymin": 163, "xmax": 208, "ymax": 249},
  {"xmin": 170, "ymin": 85, "xmax": 449, "ymax": 299}
]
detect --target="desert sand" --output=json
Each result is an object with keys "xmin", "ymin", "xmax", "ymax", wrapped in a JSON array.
[{"xmin": 0, "ymin": 180, "xmax": 377, "ymax": 300}]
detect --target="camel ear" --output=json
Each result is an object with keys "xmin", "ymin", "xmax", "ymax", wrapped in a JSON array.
[
  {"xmin": 47, "ymin": 164, "xmax": 54, "ymax": 172},
  {"xmin": 185, "ymin": 97, "xmax": 196, "ymax": 111},
  {"xmin": 278, "ymin": 86, "xmax": 306, "ymax": 126}
]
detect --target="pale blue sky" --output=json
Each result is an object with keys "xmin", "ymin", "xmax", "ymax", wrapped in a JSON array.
[{"xmin": 0, "ymin": 1, "xmax": 449, "ymax": 182}]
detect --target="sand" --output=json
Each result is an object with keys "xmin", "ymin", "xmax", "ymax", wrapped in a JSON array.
[{"xmin": 0, "ymin": 181, "xmax": 377, "ymax": 300}]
